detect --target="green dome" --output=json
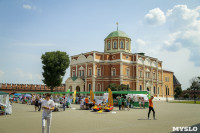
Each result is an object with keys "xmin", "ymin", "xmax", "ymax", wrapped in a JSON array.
[{"xmin": 105, "ymin": 30, "xmax": 130, "ymax": 39}]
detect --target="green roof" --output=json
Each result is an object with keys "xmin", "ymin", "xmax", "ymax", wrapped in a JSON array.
[{"xmin": 105, "ymin": 30, "xmax": 130, "ymax": 39}]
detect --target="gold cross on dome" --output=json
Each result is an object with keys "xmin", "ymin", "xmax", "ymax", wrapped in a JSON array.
[{"xmin": 116, "ymin": 22, "xmax": 118, "ymax": 31}]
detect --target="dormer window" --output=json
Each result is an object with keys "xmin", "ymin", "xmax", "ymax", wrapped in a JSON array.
[
  {"xmin": 120, "ymin": 41, "xmax": 124, "ymax": 48},
  {"xmin": 113, "ymin": 41, "xmax": 117, "ymax": 49}
]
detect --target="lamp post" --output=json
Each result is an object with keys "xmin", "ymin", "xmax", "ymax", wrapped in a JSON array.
[{"xmin": 166, "ymin": 85, "xmax": 168, "ymax": 102}]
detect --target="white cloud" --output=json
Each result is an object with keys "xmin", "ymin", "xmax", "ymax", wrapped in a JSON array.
[
  {"xmin": 136, "ymin": 39, "xmax": 148, "ymax": 47},
  {"xmin": 23, "ymin": 4, "xmax": 32, "ymax": 10},
  {"xmin": 164, "ymin": 5, "xmax": 200, "ymax": 66},
  {"xmin": 144, "ymin": 8, "xmax": 166, "ymax": 26},
  {"xmin": 22, "ymin": 4, "xmax": 36, "ymax": 10},
  {"xmin": 15, "ymin": 68, "xmax": 41, "ymax": 81},
  {"xmin": 0, "ymin": 70, "xmax": 5, "ymax": 77}
]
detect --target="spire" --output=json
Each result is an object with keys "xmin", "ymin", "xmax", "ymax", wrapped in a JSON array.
[{"xmin": 116, "ymin": 22, "xmax": 118, "ymax": 31}]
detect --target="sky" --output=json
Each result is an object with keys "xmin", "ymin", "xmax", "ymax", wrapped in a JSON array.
[{"xmin": 0, "ymin": 0, "xmax": 200, "ymax": 90}]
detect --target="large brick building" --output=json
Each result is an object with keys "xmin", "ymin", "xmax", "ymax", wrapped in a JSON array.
[{"xmin": 65, "ymin": 30, "xmax": 181, "ymax": 100}]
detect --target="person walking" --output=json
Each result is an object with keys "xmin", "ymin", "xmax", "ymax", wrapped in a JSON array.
[
  {"xmin": 127, "ymin": 97, "xmax": 131, "ymax": 111},
  {"xmin": 148, "ymin": 96, "xmax": 156, "ymax": 120},
  {"xmin": 62, "ymin": 97, "xmax": 66, "ymax": 111},
  {"xmin": 35, "ymin": 97, "xmax": 39, "ymax": 111},
  {"xmin": 42, "ymin": 93, "xmax": 55, "ymax": 133},
  {"xmin": 142, "ymin": 97, "xmax": 145, "ymax": 108},
  {"xmin": 38, "ymin": 96, "xmax": 42, "ymax": 111},
  {"xmin": 118, "ymin": 97, "xmax": 122, "ymax": 111}
]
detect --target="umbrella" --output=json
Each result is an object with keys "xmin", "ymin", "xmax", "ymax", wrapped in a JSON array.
[
  {"xmin": 14, "ymin": 93, "xmax": 22, "ymax": 96},
  {"xmin": 24, "ymin": 94, "xmax": 32, "ymax": 97}
]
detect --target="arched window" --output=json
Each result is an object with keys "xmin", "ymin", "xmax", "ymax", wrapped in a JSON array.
[
  {"xmin": 114, "ymin": 41, "xmax": 117, "ymax": 48},
  {"xmin": 88, "ymin": 84, "xmax": 91, "ymax": 91},
  {"xmin": 154, "ymin": 86, "xmax": 156, "ymax": 94},
  {"xmin": 140, "ymin": 85, "xmax": 142, "ymax": 91},
  {"xmin": 107, "ymin": 41, "xmax": 111, "ymax": 49},
  {"xmin": 120, "ymin": 41, "xmax": 124, "ymax": 48},
  {"xmin": 126, "ymin": 42, "xmax": 129, "ymax": 50},
  {"xmin": 111, "ymin": 68, "xmax": 116, "ymax": 76}
]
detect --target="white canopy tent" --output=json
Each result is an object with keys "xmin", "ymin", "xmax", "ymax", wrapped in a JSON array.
[{"xmin": 0, "ymin": 91, "xmax": 12, "ymax": 115}]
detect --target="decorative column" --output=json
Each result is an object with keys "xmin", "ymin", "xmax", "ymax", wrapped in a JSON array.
[
  {"xmin": 118, "ymin": 37, "xmax": 120, "ymax": 51},
  {"xmin": 120, "ymin": 62, "xmax": 123, "ymax": 85},
  {"xmin": 70, "ymin": 65, "xmax": 72, "ymax": 77},
  {"xmin": 76, "ymin": 65, "xmax": 77, "ymax": 77},
  {"xmin": 92, "ymin": 62, "xmax": 96, "ymax": 92},
  {"xmin": 162, "ymin": 69, "xmax": 164, "ymax": 98},
  {"xmin": 85, "ymin": 63, "xmax": 87, "ymax": 92},
  {"xmin": 151, "ymin": 67, "xmax": 153, "ymax": 95},
  {"xmin": 111, "ymin": 39, "xmax": 113, "ymax": 51},
  {"xmin": 156, "ymin": 61, "xmax": 159, "ymax": 97},
  {"xmin": 143, "ymin": 64, "xmax": 146, "ymax": 91}
]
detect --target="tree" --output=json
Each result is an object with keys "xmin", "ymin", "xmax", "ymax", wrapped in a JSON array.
[
  {"xmin": 174, "ymin": 86, "xmax": 182, "ymax": 98},
  {"xmin": 106, "ymin": 83, "xmax": 119, "ymax": 91},
  {"xmin": 190, "ymin": 77, "xmax": 200, "ymax": 90},
  {"xmin": 183, "ymin": 93, "xmax": 189, "ymax": 99},
  {"xmin": 41, "ymin": 51, "xmax": 70, "ymax": 92},
  {"xmin": 118, "ymin": 84, "xmax": 130, "ymax": 91}
]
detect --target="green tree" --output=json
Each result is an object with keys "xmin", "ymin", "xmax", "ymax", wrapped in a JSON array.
[
  {"xmin": 118, "ymin": 84, "xmax": 130, "ymax": 91},
  {"xmin": 106, "ymin": 83, "xmax": 119, "ymax": 91},
  {"xmin": 174, "ymin": 86, "xmax": 182, "ymax": 98},
  {"xmin": 41, "ymin": 51, "xmax": 70, "ymax": 92},
  {"xmin": 183, "ymin": 93, "xmax": 189, "ymax": 99}
]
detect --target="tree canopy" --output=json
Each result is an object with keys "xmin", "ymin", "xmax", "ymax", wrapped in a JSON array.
[
  {"xmin": 106, "ymin": 83, "xmax": 130, "ymax": 91},
  {"xmin": 41, "ymin": 51, "xmax": 70, "ymax": 92},
  {"xmin": 174, "ymin": 86, "xmax": 182, "ymax": 98}
]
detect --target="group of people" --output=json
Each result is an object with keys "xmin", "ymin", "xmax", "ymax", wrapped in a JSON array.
[
  {"xmin": 11, "ymin": 93, "xmax": 156, "ymax": 133},
  {"xmin": 117, "ymin": 96, "xmax": 146, "ymax": 111},
  {"xmin": 80, "ymin": 96, "xmax": 96, "ymax": 110}
]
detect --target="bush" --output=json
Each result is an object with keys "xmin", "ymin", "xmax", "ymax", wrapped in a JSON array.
[{"xmin": 183, "ymin": 93, "xmax": 189, "ymax": 99}]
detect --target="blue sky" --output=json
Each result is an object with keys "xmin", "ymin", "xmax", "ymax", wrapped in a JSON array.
[{"xmin": 0, "ymin": 0, "xmax": 200, "ymax": 90}]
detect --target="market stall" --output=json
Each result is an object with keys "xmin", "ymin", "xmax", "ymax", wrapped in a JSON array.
[{"xmin": 0, "ymin": 91, "xmax": 12, "ymax": 115}]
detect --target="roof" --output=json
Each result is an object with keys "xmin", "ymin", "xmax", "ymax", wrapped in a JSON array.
[
  {"xmin": 0, "ymin": 91, "xmax": 9, "ymax": 95},
  {"xmin": 173, "ymin": 75, "xmax": 181, "ymax": 86},
  {"xmin": 105, "ymin": 30, "xmax": 130, "ymax": 39}
]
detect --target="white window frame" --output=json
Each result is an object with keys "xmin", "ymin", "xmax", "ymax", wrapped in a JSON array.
[
  {"xmin": 120, "ymin": 41, "xmax": 124, "ymax": 48},
  {"xmin": 113, "ymin": 41, "xmax": 117, "ymax": 49},
  {"xmin": 126, "ymin": 42, "xmax": 129, "ymax": 50},
  {"xmin": 146, "ymin": 72, "xmax": 150, "ymax": 78},
  {"xmin": 72, "ymin": 70, "xmax": 76, "ymax": 77},
  {"xmin": 88, "ymin": 68, "xmax": 92, "ymax": 76},
  {"xmin": 111, "ymin": 68, "xmax": 116, "ymax": 76},
  {"xmin": 108, "ymin": 41, "xmax": 111, "ymax": 49},
  {"xmin": 139, "ymin": 71, "xmax": 142, "ymax": 78},
  {"xmin": 97, "ymin": 68, "xmax": 101, "ymax": 76}
]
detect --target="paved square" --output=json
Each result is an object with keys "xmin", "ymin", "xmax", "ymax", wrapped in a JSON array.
[{"xmin": 0, "ymin": 101, "xmax": 200, "ymax": 133}]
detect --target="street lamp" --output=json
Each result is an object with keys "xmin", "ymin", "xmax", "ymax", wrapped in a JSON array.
[{"xmin": 166, "ymin": 85, "xmax": 168, "ymax": 102}]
